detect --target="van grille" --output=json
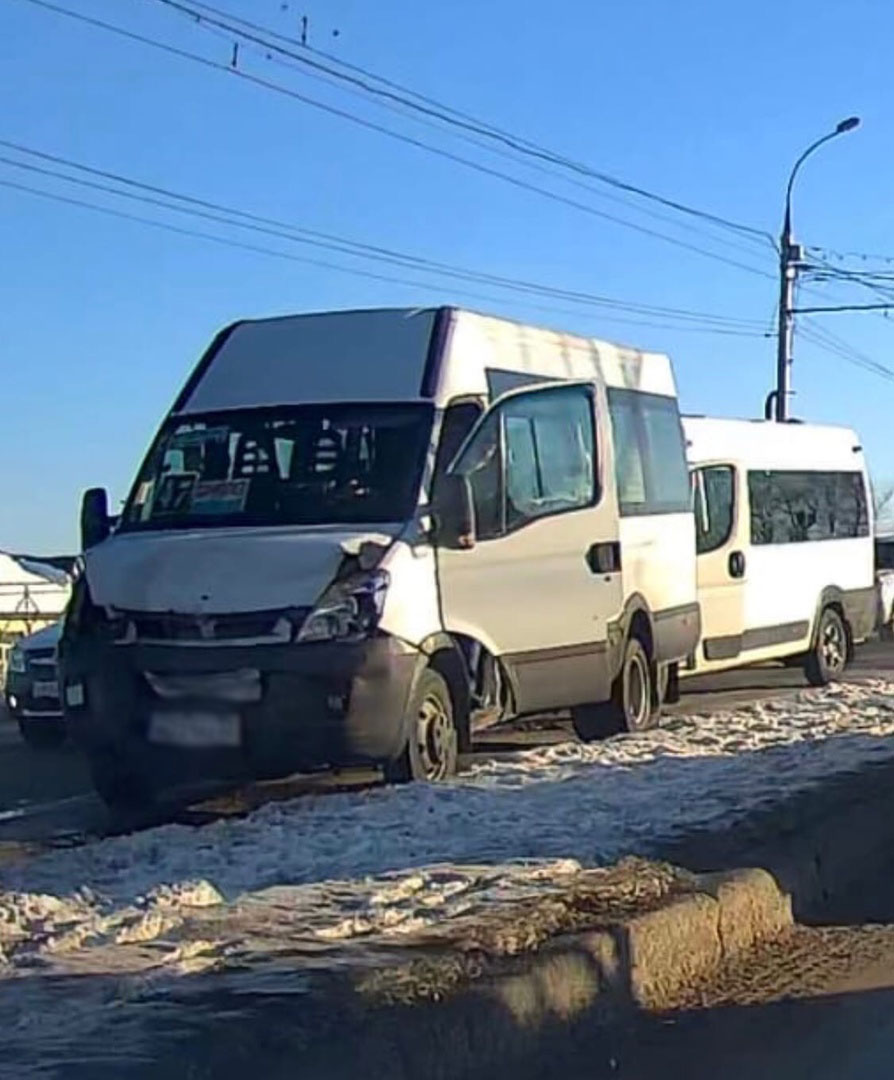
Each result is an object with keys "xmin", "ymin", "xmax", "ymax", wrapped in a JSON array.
[{"xmin": 127, "ymin": 609, "xmax": 303, "ymax": 643}]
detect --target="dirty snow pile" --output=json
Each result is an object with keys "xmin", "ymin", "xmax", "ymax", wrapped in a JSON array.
[{"xmin": 5, "ymin": 679, "xmax": 894, "ymax": 978}]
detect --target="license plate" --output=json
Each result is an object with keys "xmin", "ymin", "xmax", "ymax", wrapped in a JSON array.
[
  {"xmin": 32, "ymin": 680, "xmax": 59, "ymax": 700},
  {"xmin": 148, "ymin": 711, "xmax": 241, "ymax": 748}
]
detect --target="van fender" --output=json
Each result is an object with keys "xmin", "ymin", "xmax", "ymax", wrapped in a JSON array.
[
  {"xmin": 414, "ymin": 632, "xmax": 475, "ymax": 750},
  {"xmin": 607, "ymin": 594, "xmax": 701, "ymax": 683},
  {"xmin": 812, "ymin": 584, "xmax": 876, "ymax": 657},
  {"xmin": 607, "ymin": 594, "xmax": 655, "ymax": 682}
]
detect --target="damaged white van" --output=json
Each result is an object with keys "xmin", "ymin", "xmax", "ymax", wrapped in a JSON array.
[
  {"xmin": 684, "ymin": 417, "xmax": 875, "ymax": 682},
  {"xmin": 61, "ymin": 307, "xmax": 699, "ymax": 810}
]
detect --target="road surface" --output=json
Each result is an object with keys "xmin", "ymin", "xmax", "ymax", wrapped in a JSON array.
[{"xmin": 1, "ymin": 639, "xmax": 891, "ymax": 844}]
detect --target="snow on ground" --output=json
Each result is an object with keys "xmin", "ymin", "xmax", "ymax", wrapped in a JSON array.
[{"xmin": 5, "ymin": 679, "xmax": 894, "ymax": 979}]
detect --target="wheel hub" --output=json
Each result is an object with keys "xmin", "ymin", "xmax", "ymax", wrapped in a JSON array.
[
  {"xmin": 626, "ymin": 654, "xmax": 649, "ymax": 729},
  {"xmin": 822, "ymin": 618, "xmax": 845, "ymax": 671},
  {"xmin": 416, "ymin": 695, "xmax": 454, "ymax": 780}
]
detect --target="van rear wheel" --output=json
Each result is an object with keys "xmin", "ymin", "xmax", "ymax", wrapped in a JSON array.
[
  {"xmin": 385, "ymin": 669, "xmax": 458, "ymax": 783},
  {"xmin": 572, "ymin": 636, "xmax": 655, "ymax": 742},
  {"xmin": 805, "ymin": 607, "xmax": 848, "ymax": 686}
]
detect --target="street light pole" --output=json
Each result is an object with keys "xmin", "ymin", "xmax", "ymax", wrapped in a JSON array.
[{"xmin": 770, "ymin": 116, "xmax": 860, "ymax": 422}]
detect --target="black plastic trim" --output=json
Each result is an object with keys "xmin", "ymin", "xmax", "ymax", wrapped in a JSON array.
[
  {"xmin": 704, "ymin": 619, "xmax": 810, "ymax": 661},
  {"xmin": 419, "ymin": 307, "xmax": 453, "ymax": 399}
]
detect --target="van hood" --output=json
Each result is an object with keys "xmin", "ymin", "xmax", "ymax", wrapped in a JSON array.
[{"xmin": 84, "ymin": 526, "xmax": 398, "ymax": 614}]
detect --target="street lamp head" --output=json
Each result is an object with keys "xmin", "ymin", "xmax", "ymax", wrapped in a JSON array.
[{"xmin": 836, "ymin": 116, "xmax": 861, "ymax": 133}]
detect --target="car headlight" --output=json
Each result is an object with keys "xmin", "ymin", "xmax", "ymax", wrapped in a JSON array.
[
  {"xmin": 297, "ymin": 570, "xmax": 389, "ymax": 644},
  {"xmin": 8, "ymin": 647, "xmax": 25, "ymax": 675}
]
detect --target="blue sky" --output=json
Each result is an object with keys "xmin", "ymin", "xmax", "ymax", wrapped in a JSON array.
[{"xmin": 3, "ymin": 0, "xmax": 894, "ymax": 553}]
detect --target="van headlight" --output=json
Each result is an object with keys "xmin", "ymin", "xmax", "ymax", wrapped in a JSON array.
[
  {"xmin": 297, "ymin": 570, "xmax": 390, "ymax": 644},
  {"xmin": 8, "ymin": 646, "xmax": 26, "ymax": 675}
]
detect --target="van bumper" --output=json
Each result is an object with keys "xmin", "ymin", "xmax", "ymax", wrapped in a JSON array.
[{"xmin": 60, "ymin": 635, "xmax": 420, "ymax": 798}]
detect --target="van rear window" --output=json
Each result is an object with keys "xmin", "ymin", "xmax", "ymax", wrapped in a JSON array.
[{"xmin": 748, "ymin": 470, "xmax": 869, "ymax": 544}]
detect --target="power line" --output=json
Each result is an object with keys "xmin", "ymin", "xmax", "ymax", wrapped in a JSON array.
[
  {"xmin": 0, "ymin": 176, "xmax": 768, "ymax": 339},
  {"xmin": 0, "ymin": 139, "xmax": 766, "ymax": 328},
  {"xmin": 205, "ymin": 21, "xmax": 772, "ymax": 265},
  {"xmin": 808, "ymin": 244, "xmax": 894, "ymax": 268},
  {"xmin": 15, "ymin": 0, "xmax": 775, "ymax": 281},
  {"xmin": 152, "ymin": 0, "xmax": 773, "ymax": 247},
  {"xmin": 799, "ymin": 318, "xmax": 894, "ymax": 383}
]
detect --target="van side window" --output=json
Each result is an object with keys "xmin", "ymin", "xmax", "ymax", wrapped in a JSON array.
[
  {"xmin": 457, "ymin": 411, "xmax": 503, "ymax": 541},
  {"xmin": 503, "ymin": 386, "xmax": 595, "ymax": 529},
  {"xmin": 607, "ymin": 389, "xmax": 690, "ymax": 515},
  {"xmin": 452, "ymin": 384, "xmax": 596, "ymax": 538},
  {"xmin": 432, "ymin": 400, "xmax": 483, "ymax": 488},
  {"xmin": 748, "ymin": 470, "xmax": 869, "ymax": 544},
  {"xmin": 693, "ymin": 465, "xmax": 735, "ymax": 553}
]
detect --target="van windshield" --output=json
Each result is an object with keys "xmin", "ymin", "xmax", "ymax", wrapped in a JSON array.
[{"xmin": 120, "ymin": 403, "xmax": 434, "ymax": 530}]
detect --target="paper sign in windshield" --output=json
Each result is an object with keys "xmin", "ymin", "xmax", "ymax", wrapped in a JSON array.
[
  {"xmin": 191, "ymin": 478, "xmax": 250, "ymax": 515},
  {"xmin": 154, "ymin": 473, "xmax": 198, "ymax": 516}
]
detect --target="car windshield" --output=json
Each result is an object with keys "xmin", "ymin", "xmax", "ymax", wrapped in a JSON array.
[{"xmin": 120, "ymin": 402, "xmax": 433, "ymax": 530}]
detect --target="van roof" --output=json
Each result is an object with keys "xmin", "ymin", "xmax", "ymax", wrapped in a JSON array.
[
  {"xmin": 175, "ymin": 306, "xmax": 677, "ymax": 414},
  {"xmin": 682, "ymin": 416, "xmax": 864, "ymax": 471}
]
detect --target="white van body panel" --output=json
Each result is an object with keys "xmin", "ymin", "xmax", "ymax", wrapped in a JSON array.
[
  {"xmin": 433, "ymin": 309, "xmax": 677, "ymax": 403},
  {"xmin": 438, "ymin": 500, "xmax": 623, "ymax": 658},
  {"xmin": 377, "ymin": 539, "xmax": 442, "ymax": 646},
  {"xmin": 684, "ymin": 417, "xmax": 874, "ymax": 675},
  {"xmin": 619, "ymin": 513, "xmax": 696, "ymax": 615}
]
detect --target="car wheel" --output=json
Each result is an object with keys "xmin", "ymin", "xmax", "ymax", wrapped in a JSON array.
[
  {"xmin": 384, "ymin": 669, "xmax": 458, "ymax": 783},
  {"xmin": 805, "ymin": 607, "xmax": 848, "ymax": 686},
  {"xmin": 572, "ymin": 635, "xmax": 655, "ymax": 742},
  {"xmin": 18, "ymin": 718, "xmax": 66, "ymax": 749}
]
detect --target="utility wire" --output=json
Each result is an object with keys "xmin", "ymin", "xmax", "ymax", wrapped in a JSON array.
[
  {"xmin": 799, "ymin": 318, "xmax": 894, "ymax": 382},
  {"xmin": 152, "ymin": 0, "xmax": 773, "ymax": 247},
  {"xmin": 0, "ymin": 140, "xmax": 766, "ymax": 328},
  {"xmin": 198, "ymin": 18, "xmax": 770, "ymax": 264},
  {"xmin": 0, "ymin": 176, "xmax": 767, "ymax": 339},
  {"xmin": 15, "ymin": 0, "xmax": 775, "ymax": 281}
]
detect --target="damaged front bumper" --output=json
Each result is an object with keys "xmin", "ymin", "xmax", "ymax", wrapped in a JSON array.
[{"xmin": 60, "ymin": 634, "xmax": 421, "ymax": 797}]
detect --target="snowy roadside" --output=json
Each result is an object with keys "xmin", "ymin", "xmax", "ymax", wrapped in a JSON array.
[{"xmin": 4, "ymin": 679, "xmax": 894, "ymax": 984}]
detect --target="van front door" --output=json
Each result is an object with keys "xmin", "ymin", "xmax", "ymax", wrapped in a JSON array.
[
  {"xmin": 435, "ymin": 382, "xmax": 623, "ymax": 714},
  {"xmin": 692, "ymin": 463, "xmax": 746, "ymax": 667}
]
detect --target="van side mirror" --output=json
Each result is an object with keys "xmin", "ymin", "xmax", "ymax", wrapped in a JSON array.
[
  {"xmin": 432, "ymin": 473, "xmax": 476, "ymax": 550},
  {"xmin": 80, "ymin": 487, "xmax": 111, "ymax": 550}
]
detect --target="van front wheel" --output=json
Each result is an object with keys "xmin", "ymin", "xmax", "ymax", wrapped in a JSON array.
[
  {"xmin": 805, "ymin": 607, "xmax": 848, "ymax": 686},
  {"xmin": 571, "ymin": 637, "xmax": 654, "ymax": 741},
  {"xmin": 385, "ymin": 669, "xmax": 458, "ymax": 783}
]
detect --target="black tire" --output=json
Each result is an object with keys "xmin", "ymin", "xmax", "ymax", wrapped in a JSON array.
[
  {"xmin": 572, "ymin": 636, "xmax": 655, "ymax": 742},
  {"xmin": 805, "ymin": 607, "xmax": 848, "ymax": 686},
  {"xmin": 18, "ymin": 718, "xmax": 66, "ymax": 749},
  {"xmin": 384, "ymin": 669, "xmax": 458, "ymax": 783}
]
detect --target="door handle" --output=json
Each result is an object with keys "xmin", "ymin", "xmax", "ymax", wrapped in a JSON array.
[
  {"xmin": 586, "ymin": 541, "xmax": 622, "ymax": 574},
  {"xmin": 728, "ymin": 550, "xmax": 746, "ymax": 578}
]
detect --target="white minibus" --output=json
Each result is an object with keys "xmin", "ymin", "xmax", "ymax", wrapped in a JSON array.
[
  {"xmin": 684, "ymin": 417, "xmax": 875, "ymax": 682},
  {"xmin": 60, "ymin": 307, "xmax": 699, "ymax": 809}
]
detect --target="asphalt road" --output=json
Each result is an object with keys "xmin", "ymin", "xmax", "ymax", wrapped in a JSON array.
[{"xmin": 1, "ymin": 639, "xmax": 892, "ymax": 844}]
